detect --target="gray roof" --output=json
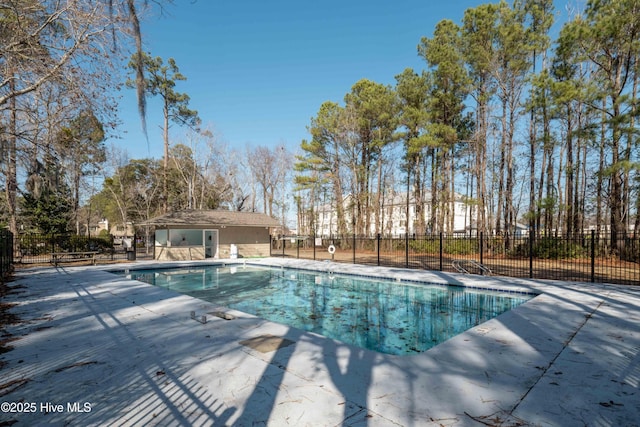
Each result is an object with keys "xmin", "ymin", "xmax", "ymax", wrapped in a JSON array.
[{"xmin": 137, "ymin": 210, "xmax": 281, "ymax": 228}]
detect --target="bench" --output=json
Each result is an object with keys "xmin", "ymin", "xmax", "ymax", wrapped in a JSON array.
[{"xmin": 50, "ymin": 251, "xmax": 98, "ymax": 266}]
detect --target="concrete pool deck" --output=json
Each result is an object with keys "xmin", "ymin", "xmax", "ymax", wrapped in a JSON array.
[{"xmin": 1, "ymin": 258, "xmax": 638, "ymax": 426}]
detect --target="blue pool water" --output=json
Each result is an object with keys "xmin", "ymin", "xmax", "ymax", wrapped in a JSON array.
[{"xmin": 120, "ymin": 265, "xmax": 533, "ymax": 355}]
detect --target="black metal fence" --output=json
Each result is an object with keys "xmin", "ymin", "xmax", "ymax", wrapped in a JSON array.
[
  {"xmin": 272, "ymin": 231, "xmax": 640, "ymax": 286},
  {"xmin": 0, "ymin": 229, "xmax": 13, "ymax": 282},
  {"xmin": 3, "ymin": 230, "xmax": 638, "ymax": 285},
  {"xmin": 12, "ymin": 233, "xmax": 152, "ymax": 265}
]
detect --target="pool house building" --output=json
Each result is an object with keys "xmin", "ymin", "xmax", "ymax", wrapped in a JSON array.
[{"xmin": 139, "ymin": 210, "xmax": 281, "ymax": 261}]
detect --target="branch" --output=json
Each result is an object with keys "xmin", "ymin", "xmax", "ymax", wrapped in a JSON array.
[{"xmin": 0, "ymin": 4, "xmax": 110, "ymax": 106}]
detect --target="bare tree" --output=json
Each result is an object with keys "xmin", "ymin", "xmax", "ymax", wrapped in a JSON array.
[
  {"xmin": 247, "ymin": 144, "xmax": 292, "ymax": 223},
  {"xmin": 224, "ymin": 148, "xmax": 254, "ymax": 212},
  {"xmin": 167, "ymin": 125, "xmax": 232, "ymax": 210},
  {"xmin": 0, "ymin": 0, "xmax": 156, "ymax": 235}
]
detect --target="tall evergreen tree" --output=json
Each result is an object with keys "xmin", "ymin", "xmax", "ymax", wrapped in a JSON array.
[
  {"xmin": 419, "ymin": 19, "xmax": 470, "ymax": 232},
  {"xmin": 127, "ymin": 52, "xmax": 201, "ymax": 213},
  {"xmin": 22, "ymin": 155, "xmax": 73, "ymax": 234},
  {"xmin": 571, "ymin": 0, "xmax": 640, "ymax": 251},
  {"xmin": 517, "ymin": 0, "xmax": 554, "ymax": 235},
  {"xmin": 56, "ymin": 111, "xmax": 106, "ymax": 234},
  {"xmin": 395, "ymin": 68, "xmax": 431, "ymax": 234},
  {"xmin": 297, "ymin": 101, "xmax": 350, "ymax": 236},
  {"xmin": 344, "ymin": 79, "xmax": 398, "ymax": 235}
]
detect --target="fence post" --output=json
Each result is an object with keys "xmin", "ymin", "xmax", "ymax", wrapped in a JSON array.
[
  {"xmin": 405, "ymin": 233, "xmax": 409, "ymax": 268},
  {"xmin": 296, "ymin": 237, "xmax": 300, "ymax": 259},
  {"xmin": 479, "ymin": 232, "xmax": 484, "ymax": 266},
  {"xmin": 312, "ymin": 234, "xmax": 316, "ymax": 260},
  {"xmin": 353, "ymin": 233, "xmax": 356, "ymax": 264},
  {"xmin": 529, "ymin": 230, "xmax": 534, "ymax": 279},
  {"xmin": 591, "ymin": 230, "xmax": 595, "ymax": 282},
  {"xmin": 439, "ymin": 232, "xmax": 443, "ymax": 271},
  {"xmin": 377, "ymin": 233, "xmax": 381, "ymax": 266},
  {"xmin": 282, "ymin": 236, "xmax": 285, "ymax": 258}
]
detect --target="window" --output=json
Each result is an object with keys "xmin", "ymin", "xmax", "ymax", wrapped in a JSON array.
[
  {"xmin": 170, "ymin": 229, "xmax": 203, "ymax": 246},
  {"xmin": 155, "ymin": 230, "xmax": 168, "ymax": 246}
]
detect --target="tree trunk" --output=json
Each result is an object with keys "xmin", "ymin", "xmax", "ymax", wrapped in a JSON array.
[
  {"xmin": 6, "ymin": 76, "xmax": 18, "ymax": 237},
  {"xmin": 595, "ymin": 102, "xmax": 606, "ymax": 238},
  {"xmin": 163, "ymin": 101, "xmax": 170, "ymax": 213},
  {"xmin": 495, "ymin": 98, "xmax": 507, "ymax": 234},
  {"xmin": 565, "ymin": 107, "xmax": 575, "ymax": 236}
]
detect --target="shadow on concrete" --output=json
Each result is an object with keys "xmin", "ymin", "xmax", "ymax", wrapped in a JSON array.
[{"xmin": 2, "ymin": 261, "xmax": 639, "ymax": 426}]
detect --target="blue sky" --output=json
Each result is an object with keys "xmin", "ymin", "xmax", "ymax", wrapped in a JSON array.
[{"xmin": 115, "ymin": 0, "xmax": 506, "ymax": 159}]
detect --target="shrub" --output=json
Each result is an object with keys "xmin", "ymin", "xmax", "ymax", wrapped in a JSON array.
[
  {"xmin": 68, "ymin": 235, "xmax": 111, "ymax": 252},
  {"xmin": 409, "ymin": 238, "xmax": 440, "ymax": 253},
  {"xmin": 359, "ymin": 239, "xmax": 376, "ymax": 251},
  {"xmin": 532, "ymin": 237, "xmax": 586, "ymax": 259},
  {"xmin": 443, "ymin": 238, "xmax": 478, "ymax": 256}
]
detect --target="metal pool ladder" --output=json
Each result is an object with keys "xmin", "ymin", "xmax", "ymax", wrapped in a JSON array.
[{"xmin": 452, "ymin": 259, "xmax": 492, "ymax": 276}]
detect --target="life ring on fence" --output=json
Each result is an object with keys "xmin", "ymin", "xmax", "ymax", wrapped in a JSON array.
[{"xmin": 327, "ymin": 245, "xmax": 336, "ymax": 254}]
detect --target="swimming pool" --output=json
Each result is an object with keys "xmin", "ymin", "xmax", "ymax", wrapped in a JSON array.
[{"xmin": 120, "ymin": 264, "xmax": 533, "ymax": 355}]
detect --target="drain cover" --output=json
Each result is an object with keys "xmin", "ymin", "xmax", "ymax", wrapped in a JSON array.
[{"xmin": 239, "ymin": 334, "xmax": 295, "ymax": 353}]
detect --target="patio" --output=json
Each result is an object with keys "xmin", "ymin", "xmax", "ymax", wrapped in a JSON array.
[{"xmin": 1, "ymin": 258, "xmax": 638, "ymax": 426}]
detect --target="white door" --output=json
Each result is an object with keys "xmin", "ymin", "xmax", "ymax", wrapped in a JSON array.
[{"xmin": 204, "ymin": 230, "xmax": 218, "ymax": 258}]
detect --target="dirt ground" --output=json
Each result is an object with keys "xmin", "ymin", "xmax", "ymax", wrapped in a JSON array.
[{"xmin": 278, "ymin": 247, "xmax": 640, "ymax": 286}]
